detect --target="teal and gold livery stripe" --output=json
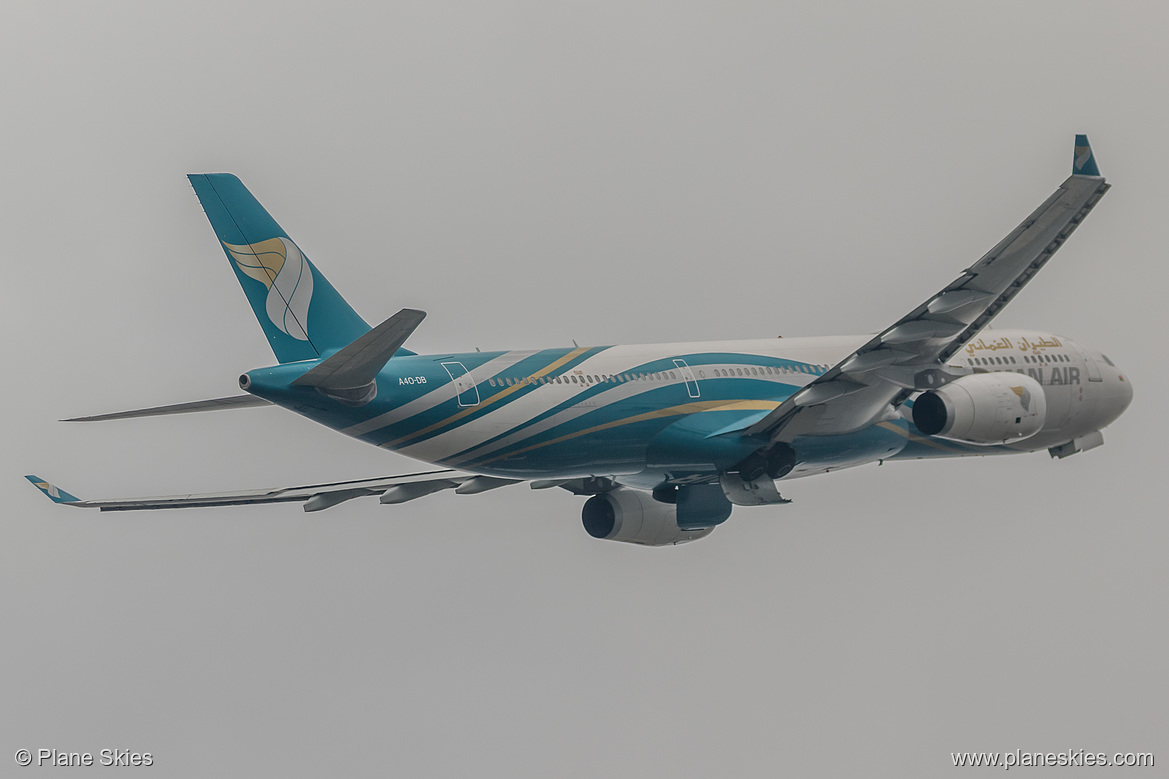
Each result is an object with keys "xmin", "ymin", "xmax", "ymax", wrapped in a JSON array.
[
  {"xmin": 474, "ymin": 399, "xmax": 780, "ymax": 466},
  {"xmin": 440, "ymin": 353, "xmax": 799, "ymax": 465},
  {"xmin": 381, "ymin": 347, "xmax": 592, "ymax": 448}
]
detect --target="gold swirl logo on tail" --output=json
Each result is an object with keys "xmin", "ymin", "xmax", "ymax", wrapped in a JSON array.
[{"xmin": 223, "ymin": 237, "xmax": 314, "ymax": 341}]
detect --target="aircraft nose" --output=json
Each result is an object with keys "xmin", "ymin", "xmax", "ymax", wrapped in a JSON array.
[
  {"xmin": 1117, "ymin": 370, "xmax": 1134, "ymax": 413},
  {"xmin": 1097, "ymin": 362, "xmax": 1134, "ymax": 429}
]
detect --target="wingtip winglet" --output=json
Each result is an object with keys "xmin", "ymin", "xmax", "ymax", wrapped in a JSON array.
[
  {"xmin": 1073, "ymin": 134, "xmax": 1101, "ymax": 177},
  {"xmin": 24, "ymin": 475, "xmax": 81, "ymax": 504}
]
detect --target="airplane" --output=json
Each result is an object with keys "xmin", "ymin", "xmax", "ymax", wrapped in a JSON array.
[{"xmin": 27, "ymin": 136, "xmax": 1132, "ymax": 546}]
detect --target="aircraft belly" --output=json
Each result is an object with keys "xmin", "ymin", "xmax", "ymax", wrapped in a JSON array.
[{"xmin": 783, "ymin": 424, "xmax": 909, "ymax": 478}]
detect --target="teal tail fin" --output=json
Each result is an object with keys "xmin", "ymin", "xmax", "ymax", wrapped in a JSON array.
[{"xmin": 188, "ymin": 174, "xmax": 376, "ymax": 363}]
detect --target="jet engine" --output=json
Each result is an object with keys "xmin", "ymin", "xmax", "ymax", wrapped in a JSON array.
[
  {"xmin": 582, "ymin": 488, "xmax": 716, "ymax": 546},
  {"xmin": 912, "ymin": 373, "xmax": 1046, "ymax": 445}
]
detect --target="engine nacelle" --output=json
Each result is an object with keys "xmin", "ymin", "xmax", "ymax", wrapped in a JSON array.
[
  {"xmin": 582, "ymin": 488, "xmax": 715, "ymax": 546},
  {"xmin": 913, "ymin": 373, "xmax": 1046, "ymax": 446}
]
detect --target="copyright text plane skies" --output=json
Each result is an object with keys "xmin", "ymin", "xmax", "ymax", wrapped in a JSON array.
[{"xmin": 27, "ymin": 136, "xmax": 1133, "ymax": 546}]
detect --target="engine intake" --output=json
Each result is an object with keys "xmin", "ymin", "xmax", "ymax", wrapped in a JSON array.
[
  {"xmin": 913, "ymin": 373, "xmax": 1046, "ymax": 445},
  {"xmin": 582, "ymin": 487, "xmax": 718, "ymax": 546}
]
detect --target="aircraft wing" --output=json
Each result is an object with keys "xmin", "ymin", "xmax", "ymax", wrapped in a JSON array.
[
  {"xmin": 25, "ymin": 471, "xmax": 520, "ymax": 513},
  {"xmin": 746, "ymin": 135, "xmax": 1110, "ymax": 442}
]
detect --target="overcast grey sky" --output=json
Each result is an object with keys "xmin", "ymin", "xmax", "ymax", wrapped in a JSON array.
[{"xmin": 3, "ymin": 1, "xmax": 1166, "ymax": 776}]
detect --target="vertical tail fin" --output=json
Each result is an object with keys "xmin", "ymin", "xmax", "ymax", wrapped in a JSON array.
[{"xmin": 188, "ymin": 173, "xmax": 372, "ymax": 363}]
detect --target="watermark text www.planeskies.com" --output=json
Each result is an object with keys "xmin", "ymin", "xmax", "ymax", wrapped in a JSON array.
[{"xmin": 952, "ymin": 749, "xmax": 1153, "ymax": 769}]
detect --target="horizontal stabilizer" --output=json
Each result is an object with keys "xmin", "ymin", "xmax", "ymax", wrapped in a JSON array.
[
  {"xmin": 63, "ymin": 394, "xmax": 272, "ymax": 422},
  {"xmin": 292, "ymin": 308, "xmax": 426, "ymax": 402}
]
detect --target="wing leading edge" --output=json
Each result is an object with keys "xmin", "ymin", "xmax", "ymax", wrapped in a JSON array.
[{"xmin": 745, "ymin": 135, "xmax": 1109, "ymax": 442}]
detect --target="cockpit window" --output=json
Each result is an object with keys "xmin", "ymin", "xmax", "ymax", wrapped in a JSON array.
[{"xmin": 1102, "ymin": 354, "xmax": 1115, "ymax": 367}]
